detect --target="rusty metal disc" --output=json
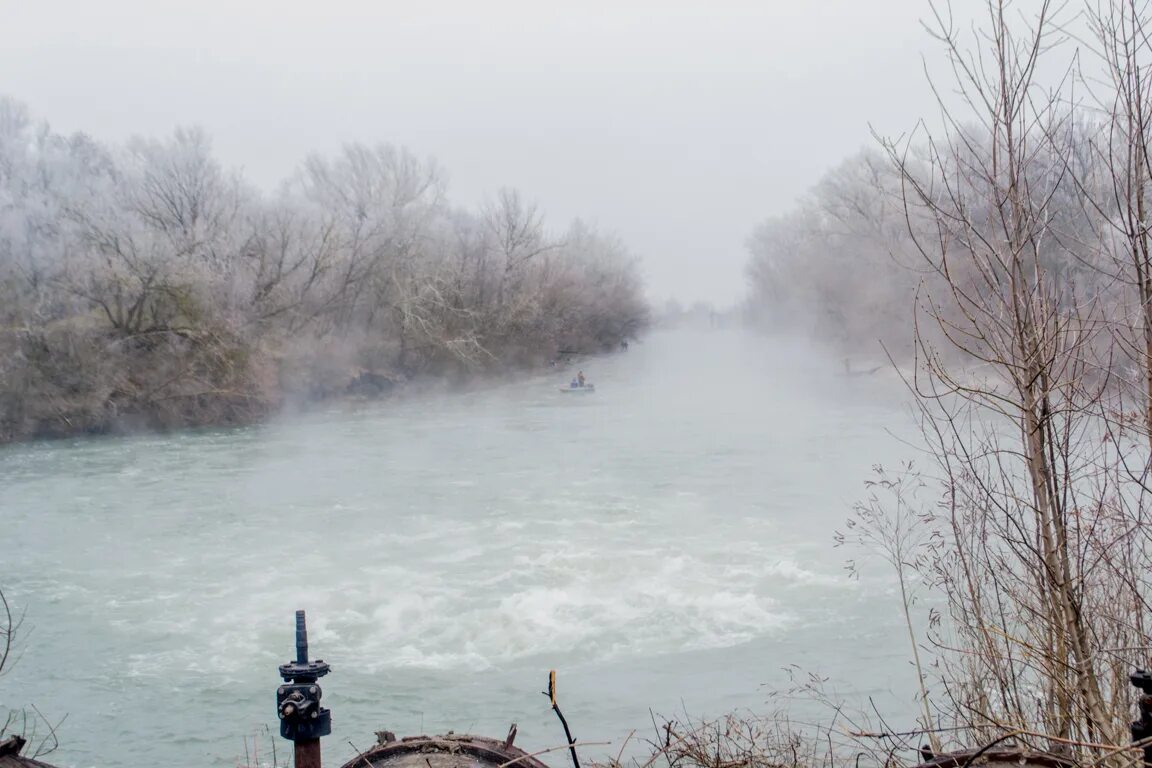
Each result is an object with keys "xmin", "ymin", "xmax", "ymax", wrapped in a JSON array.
[{"xmin": 339, "ymin": 732, "xmax": 551, "ymax": 768}]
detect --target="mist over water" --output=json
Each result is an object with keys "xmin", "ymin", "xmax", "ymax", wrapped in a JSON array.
[{"xmin": 1, "ymin": 328, "xmax": 920, "ymax": 768}]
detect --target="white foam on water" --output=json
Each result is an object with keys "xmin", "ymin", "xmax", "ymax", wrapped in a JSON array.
[{"xmin": 762, "ymin": 558, "xmax": 852, "ymax": 588}]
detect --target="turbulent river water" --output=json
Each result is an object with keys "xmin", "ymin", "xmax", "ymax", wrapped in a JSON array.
[{"xmin": 1, "ymin": 327, "xmax": 922, "ymax": 768}]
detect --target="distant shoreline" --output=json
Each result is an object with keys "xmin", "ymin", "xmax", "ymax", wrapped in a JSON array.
[{"xmin": 0, "ymin": 347, "xmax": 618, "ymax": 447}]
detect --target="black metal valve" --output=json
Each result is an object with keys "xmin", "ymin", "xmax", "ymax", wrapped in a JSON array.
[
  {"xmin": 1131, "ymin": 669, "xmax": 1152, "ymax": 766},
  {"xmin": 277, "ymin": 610, "xmax": 332, "ymax": 742}
]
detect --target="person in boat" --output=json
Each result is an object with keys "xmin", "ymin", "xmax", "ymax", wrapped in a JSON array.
[
  {"xmin": 570, "ymin": 377, "xmax": 580, "ymax": 389},
  {"xmin": 577, "ymin": 370, "xmax": 586, "ymax": 387}
]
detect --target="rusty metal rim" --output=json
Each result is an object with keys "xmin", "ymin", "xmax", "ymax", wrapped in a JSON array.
[{"xmin": 338, "ymin": 734, "xmax": 551, "ymax": 768}]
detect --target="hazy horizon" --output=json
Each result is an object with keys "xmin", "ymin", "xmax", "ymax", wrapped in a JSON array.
[{"xmin": 0, "ymin": 0, "xmax": 935, "ymax": 307}]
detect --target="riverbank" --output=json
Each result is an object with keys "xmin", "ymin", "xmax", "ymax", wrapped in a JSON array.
[{"xmin": 0, "ymin": 331, "xmax": 626, "ymax": 445}]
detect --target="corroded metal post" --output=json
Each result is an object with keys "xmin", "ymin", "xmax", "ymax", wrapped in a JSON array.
[{"xmin": 278, "ymin": 610, "xmax": 331, "ymax": 768}]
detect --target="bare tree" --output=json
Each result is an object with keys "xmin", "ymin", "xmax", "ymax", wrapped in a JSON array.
[
  {"xmin": 744, "ymin": 150, "xmax": 925, "ymax": 355},
  {"xmin": 1072, "ymin": 0, "xmax": 1152, "ymax": 447},
  {"xmin": 482, "ymin": 188, "xmax": 557, "ymax": 308},
  {"xmin": 869, "ymin": 0, "xmax": 1145, "ymax": 755}
]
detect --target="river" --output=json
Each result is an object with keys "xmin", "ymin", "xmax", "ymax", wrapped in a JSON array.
[{"xmin": 0, "ymin": 327, "xmax": 920, "ymax": 768}]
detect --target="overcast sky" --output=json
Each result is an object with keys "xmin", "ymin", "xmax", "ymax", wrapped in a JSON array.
[{"xmin": 0, "ymin": 0, "xmax": 937, "ymax": 306}]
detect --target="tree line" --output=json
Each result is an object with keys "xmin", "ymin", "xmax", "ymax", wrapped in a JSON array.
[{"xmin": 0, "ymin": 100, "xmax": 648, "ymax": 442}]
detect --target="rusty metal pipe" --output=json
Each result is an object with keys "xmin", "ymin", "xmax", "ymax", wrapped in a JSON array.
[
  {"xmin": 295, "ymin": 610, "xmax": 309, "ymax": 665},
  {"xmin": 295, "ymin": 738, "xmax": 322, "ymax": 768}
]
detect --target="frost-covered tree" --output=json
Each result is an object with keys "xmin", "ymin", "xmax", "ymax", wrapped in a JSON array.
[{"xmin": 0, "ymin": 99, "xmax": 648, "ymax": 442}]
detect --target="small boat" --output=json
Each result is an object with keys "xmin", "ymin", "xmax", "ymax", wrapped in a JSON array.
[{"xmin": 559, "ymin": 384, "xmax": 595, "ymax": 393}]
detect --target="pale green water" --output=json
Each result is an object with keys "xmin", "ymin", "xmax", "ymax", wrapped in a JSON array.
[{"xmin": 0, "ymin": 328, "xmax": 920, "ymax": 767}]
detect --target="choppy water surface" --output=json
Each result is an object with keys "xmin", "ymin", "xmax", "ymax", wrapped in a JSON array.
[{"xmin": 1, "ymin": 328, "xmax": 920, "ymax": 767}]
